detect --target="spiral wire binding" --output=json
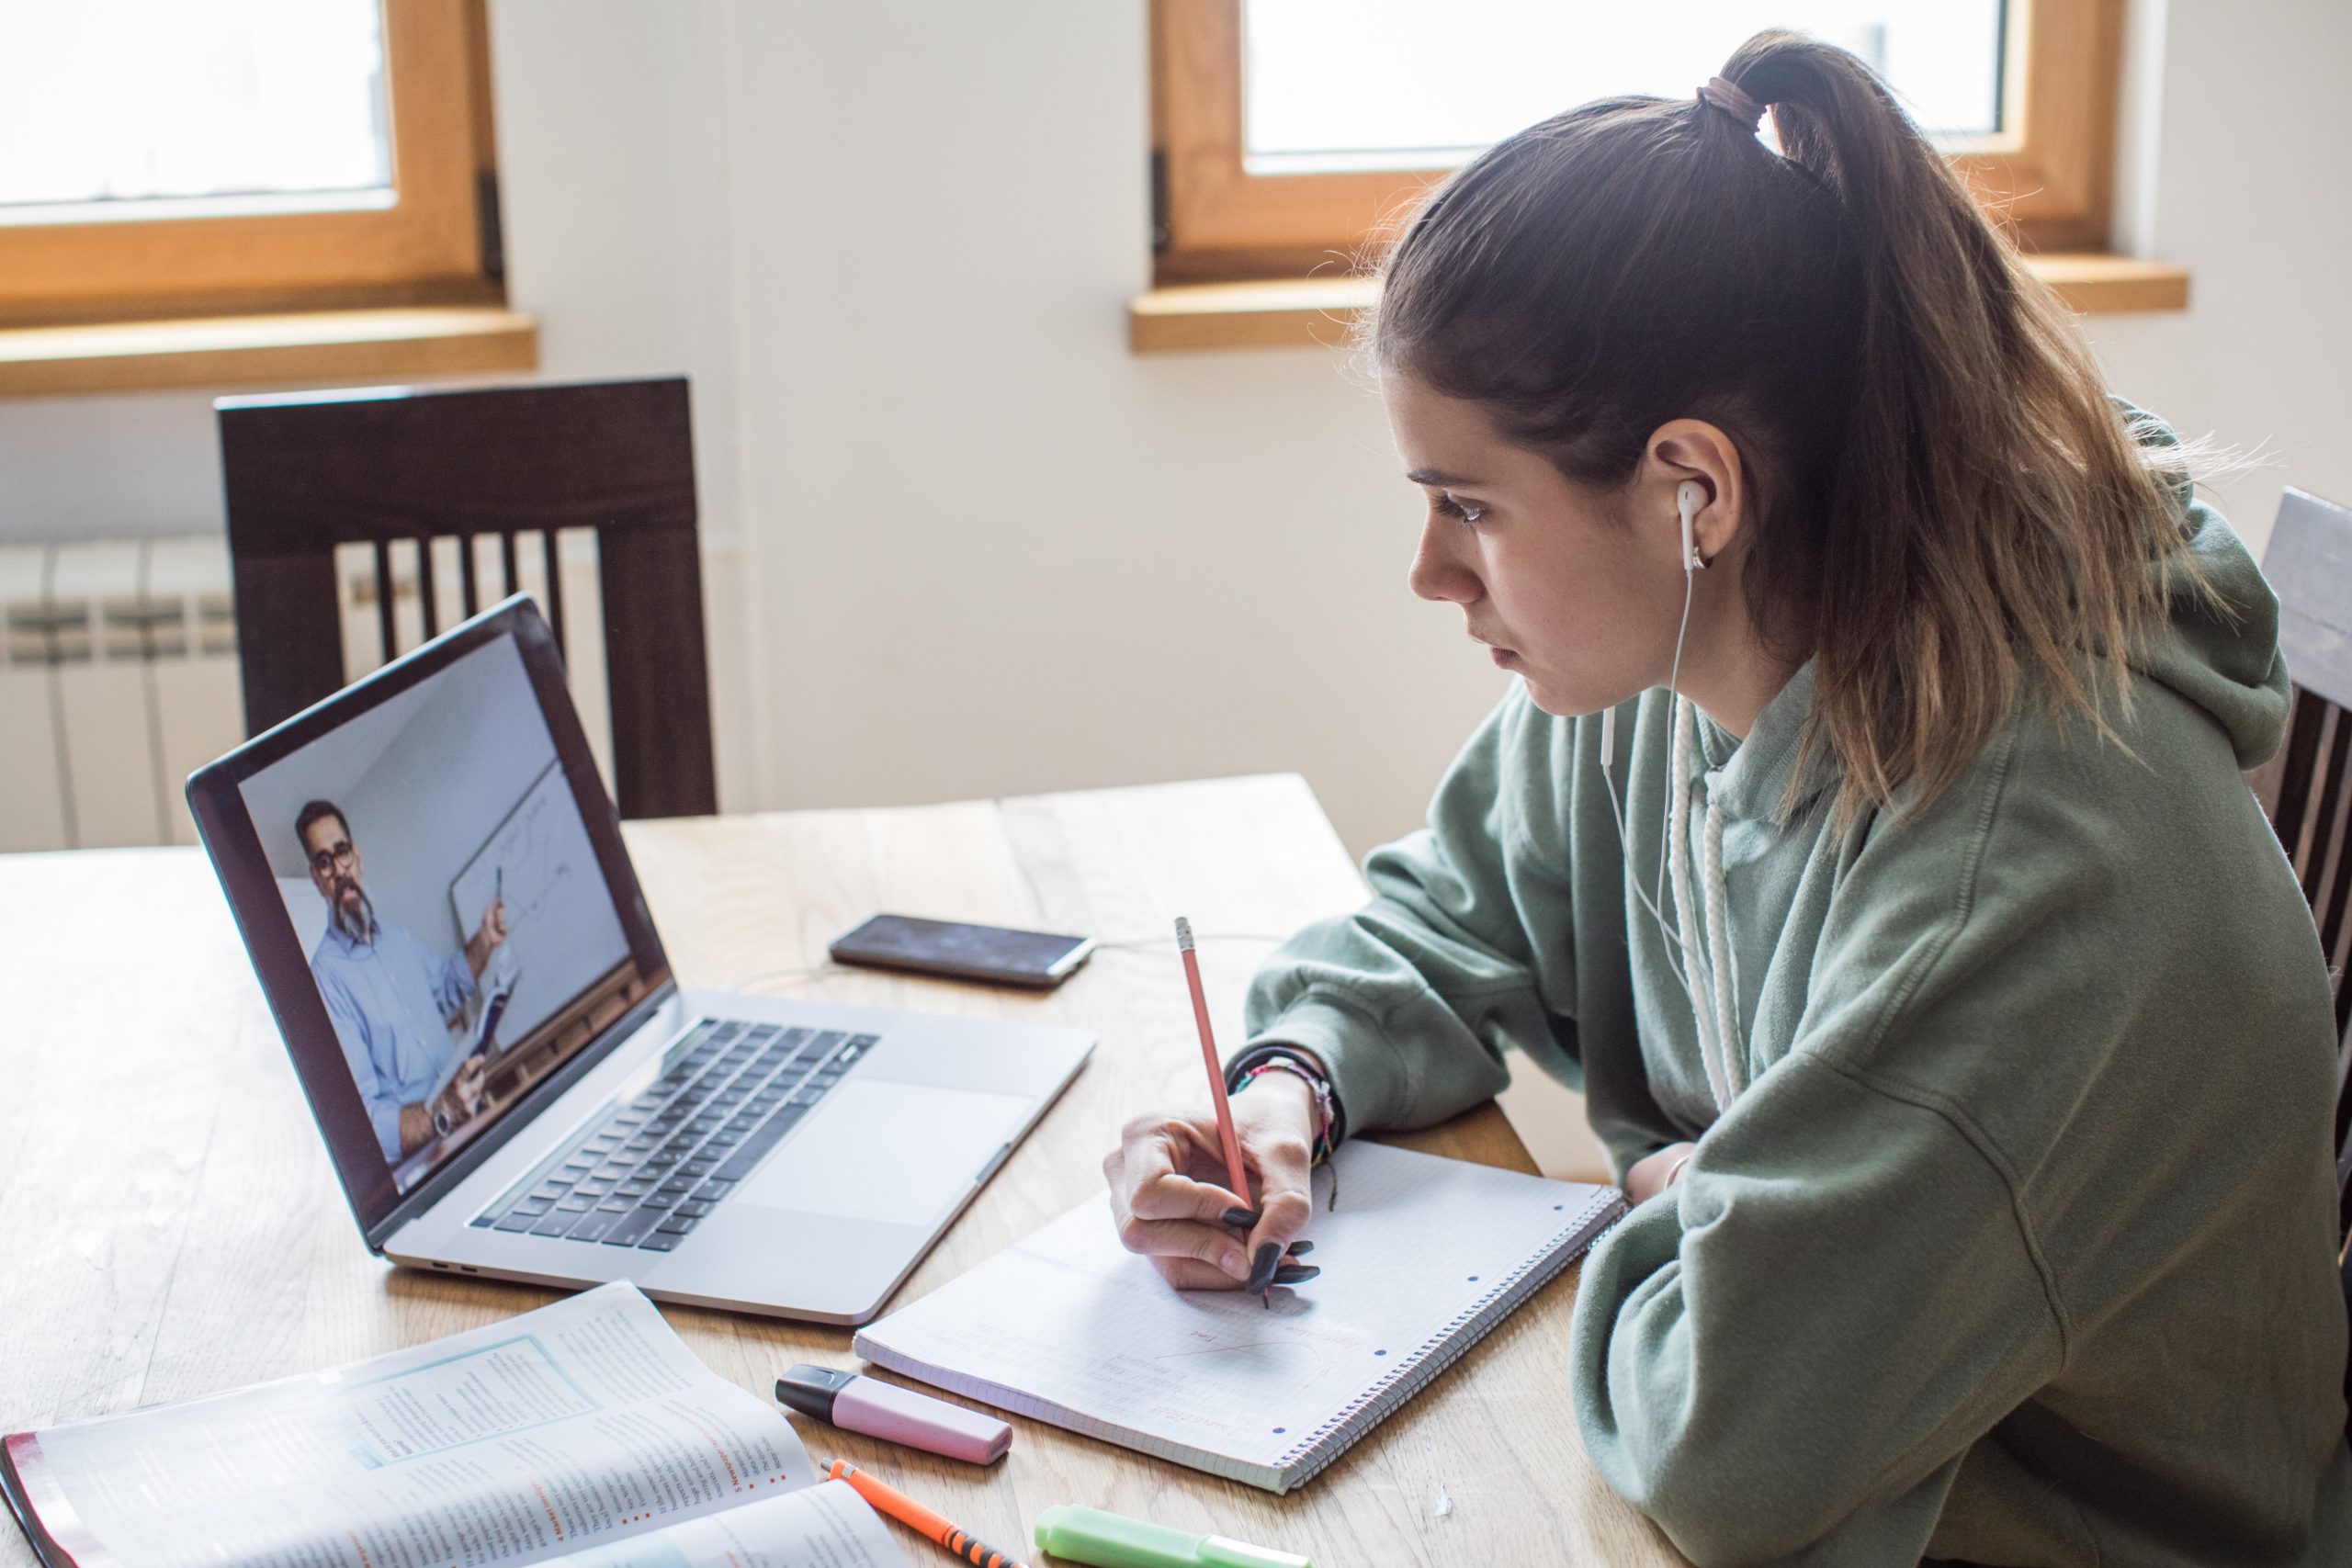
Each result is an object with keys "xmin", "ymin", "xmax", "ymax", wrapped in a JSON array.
[{"xmin": 1271, "ymin": 1185, "xmax": 1629, "ymax": 1488}]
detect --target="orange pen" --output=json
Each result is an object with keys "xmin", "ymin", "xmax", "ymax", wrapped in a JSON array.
[{"xmin": 824, "ymin": 1459, "xmax": 1030, "ymax": 1568}]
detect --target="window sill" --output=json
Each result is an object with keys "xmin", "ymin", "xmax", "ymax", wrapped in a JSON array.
[
  {"xmin": 1128, "ymin": 254, "xmax": 2190, "ymax": 354},
  {"xmin": 0, "ymin": 306, "xmax": 539, "ymax": 397}
]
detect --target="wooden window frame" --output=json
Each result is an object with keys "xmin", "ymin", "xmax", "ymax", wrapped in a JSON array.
[
  {"xmin": 0, "ymin": 0, "xmax": 502, "ymax": 330},
  {"xmin": 1152, "ymin": 0, "xmax": 2127, "ymax": 286}
]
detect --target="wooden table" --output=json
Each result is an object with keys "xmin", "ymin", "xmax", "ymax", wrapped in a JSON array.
[{"xmin": 0, "ymin": 775, "xmax": 1683, "ymax": 1567}]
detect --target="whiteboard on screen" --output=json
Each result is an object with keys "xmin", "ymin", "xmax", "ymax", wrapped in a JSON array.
[{"xmin": 447, "ymin": 762, "xmax": 628, "ymax": 1046}]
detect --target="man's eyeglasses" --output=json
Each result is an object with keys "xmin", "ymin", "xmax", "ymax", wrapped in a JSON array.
[{"xmin": 309, "ymin": 840, "xmax": 356, "ymax": 876}]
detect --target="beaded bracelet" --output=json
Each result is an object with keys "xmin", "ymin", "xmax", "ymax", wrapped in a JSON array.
[
  {"xmin": 1232, "ymin": 1052, "xmax": 1345, "ymax": 1215},
  {"xmin": 1235, "ymin": 1055, "xmax": 1337, "ymax": 1162}
]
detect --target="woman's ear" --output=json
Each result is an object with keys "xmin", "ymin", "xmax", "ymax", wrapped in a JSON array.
[{"xmin": 1646, "ymin": 421, "xmax": 1747, "ymax": 563}]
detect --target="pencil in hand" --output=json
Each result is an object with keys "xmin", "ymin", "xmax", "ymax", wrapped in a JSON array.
[{"xmin": 1172, "ymin": 917, "xmax": 1327, "ymax": 1309}]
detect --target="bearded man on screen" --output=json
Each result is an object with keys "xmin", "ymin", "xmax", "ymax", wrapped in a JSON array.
[{"xmin": 297, "ymin": 799, "xmax": 507, "ymax": 1163}]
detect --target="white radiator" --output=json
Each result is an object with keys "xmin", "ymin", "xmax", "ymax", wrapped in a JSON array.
[
  {"xmin": 0, "ymin": 536, "xmax": 242, "ymax": 852},
  {"xmin": 0, "ymin": 533, "xmax": 610, "ymax": 853}
]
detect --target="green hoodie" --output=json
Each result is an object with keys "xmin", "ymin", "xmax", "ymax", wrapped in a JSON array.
[{"xmin": 1238, "ymin": 438, "xmax": 2352, "ymax": 1564}]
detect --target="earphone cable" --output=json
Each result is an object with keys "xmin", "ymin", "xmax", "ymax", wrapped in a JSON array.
[
  {"xmin": 1592, "ymin": 517, "xmax": 1707, "ymax": 1002},
  {"xmin": 1653, "ymin": 550, "xmax": 1699, "ymax": 953},
  {"xmin": 1600, "ymin": 755, "xmax": 1690, "ymax": 993}
]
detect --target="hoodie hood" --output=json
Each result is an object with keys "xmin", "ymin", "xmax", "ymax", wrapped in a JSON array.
[{"xmin": 2126, "ymin": 409, "xmax": 2292, "ymax": 770}]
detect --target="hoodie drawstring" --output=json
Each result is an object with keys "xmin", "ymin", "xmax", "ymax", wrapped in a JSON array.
[
  {"xmin": 1669, "ymin": 697, "xmax": 1747, "ymax": 1111},
  {"xmin": 1701, "ymin": 790, "xmax": 1746, "ymax": 1099},
  {"xmin": 1668, "ymin": 700, "xmax": 1730, "ymax": 1111}
]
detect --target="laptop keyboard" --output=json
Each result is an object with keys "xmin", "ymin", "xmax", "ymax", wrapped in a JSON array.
[{"xmin": 470, "ymin": 1019, "xmax": 876, "ymax": 1252}]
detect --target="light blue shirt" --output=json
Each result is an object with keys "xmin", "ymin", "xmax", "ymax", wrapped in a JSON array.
[{"xmin": 311, "ymin": 915, "xmax": 477, "ymax": 1163}]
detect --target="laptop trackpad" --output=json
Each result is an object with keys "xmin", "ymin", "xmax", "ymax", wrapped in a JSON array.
[{"xmin": 736, "ymin": 1079, "xmax": 1032, "ymax": 1226}]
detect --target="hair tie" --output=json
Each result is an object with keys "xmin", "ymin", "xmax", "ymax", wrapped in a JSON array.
[{"xmin": 1697, "ymin": 75, "xmax": 1767, "ymax": 133}]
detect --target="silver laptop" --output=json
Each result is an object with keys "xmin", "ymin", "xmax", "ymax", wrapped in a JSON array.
[{"xmin": 187, "ymin": 595, "xmax": 1092, "ymax": 1324}]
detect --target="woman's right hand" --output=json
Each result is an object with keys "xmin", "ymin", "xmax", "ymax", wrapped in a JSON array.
[{"xmin": 1104, "ymin": 1069, "xmax": 1320, "ymax": 1292}]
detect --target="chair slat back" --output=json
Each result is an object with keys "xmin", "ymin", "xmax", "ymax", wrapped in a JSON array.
[
  {"xmin": 2259, "ymin": 489, "xmax": 2352, "ymax": 1252},
  {"xmin": 218, "ymin": 378, "xmax": 715, "ymax": 819}
]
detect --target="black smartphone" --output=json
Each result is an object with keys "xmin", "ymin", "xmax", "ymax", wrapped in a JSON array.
[{"xmin": 828, "ymin": 913, "xmax": 1096, "ymax": 989}]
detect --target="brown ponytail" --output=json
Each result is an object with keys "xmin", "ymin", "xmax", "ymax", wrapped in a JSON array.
[{"xmin": 1368, "ymin": 29, "xmax": 2194, "ymax": 822}]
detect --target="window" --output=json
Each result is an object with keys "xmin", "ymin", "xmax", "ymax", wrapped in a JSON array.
[
  {"xmin": 0, "ymin": 0, "xmax": 501, "ymax": 328},
  {"xmin": 1152, "ymin": 0, "xmax": 2126, "ymax": 285}
]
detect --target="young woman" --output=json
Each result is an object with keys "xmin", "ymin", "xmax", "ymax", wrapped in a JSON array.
[{"xmin": 1102, "ymin": 30, "xmax": 2350, "ymax": 1565}]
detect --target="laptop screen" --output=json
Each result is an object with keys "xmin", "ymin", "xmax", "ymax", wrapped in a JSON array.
[{"xmin": 191, "ymin": 601, "xmax": 672, "ymax": 1235}]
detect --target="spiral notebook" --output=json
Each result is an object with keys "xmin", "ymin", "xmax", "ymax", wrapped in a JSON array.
[{"xmin": 852, "ymin": 1141, "xmax": 1625, "ymax": 1494}]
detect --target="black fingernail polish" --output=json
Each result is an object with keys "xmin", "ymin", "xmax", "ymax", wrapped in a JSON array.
[
  {"xmin": 1222, "ymin": 1206, "xmax": 1261, "ymax": 1229},
  {"xmin": 1273, "ymin": 1263, "xmax": 1321, "ymax": 1285},
  {"xmin": 1284, "ymin": 1239, "xmax": 1313, "ymax": 1257},
  {"xmin": 1245, "ymin": 1241, "xmax": 1282, "ymax": 1293}
]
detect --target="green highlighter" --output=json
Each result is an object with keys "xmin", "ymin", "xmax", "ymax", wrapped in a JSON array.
[{"xmin": 1033, "ymin": 1505, "xmax": 1311, "ymax": 1568}]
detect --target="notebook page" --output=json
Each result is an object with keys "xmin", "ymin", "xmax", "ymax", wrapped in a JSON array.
[{"xmin": 854, "ymin": 1142, "xmax": 1621, "ymax": 1488}]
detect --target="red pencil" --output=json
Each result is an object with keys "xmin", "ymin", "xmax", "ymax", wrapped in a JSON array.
[{"xmin": 1173, "ymin": 917, "xmax": 1252, "ymax": 1207}]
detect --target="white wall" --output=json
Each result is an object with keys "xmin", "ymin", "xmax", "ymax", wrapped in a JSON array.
[
  {"xmin": 0, "ymin": 0, "xmax": 2345, "ymax": 863},
  {"xmin": 481, "ymin": 0, "xmax": 1511, "ymax": 854},
  {"xmin": 2089, "ymin": 0, "xmax": 2352, "ymax": 538}
]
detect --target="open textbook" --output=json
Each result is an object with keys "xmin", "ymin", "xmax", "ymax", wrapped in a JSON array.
[{"xmin": 2, "ymin": 1283, "xmax": 907, "ymax": 1568}]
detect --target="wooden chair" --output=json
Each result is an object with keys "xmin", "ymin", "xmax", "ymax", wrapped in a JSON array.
[
  {"xmin": 218, "ymin": 377, "xmax": 716, "ymax": 819},
  {"xmin": 2256, "ymin": 486, "xmax": 2352, "ymax": 1425}
]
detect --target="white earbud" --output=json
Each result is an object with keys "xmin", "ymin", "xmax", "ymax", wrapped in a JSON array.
[
  {"xmin": 1678, "ymin": 479, "xmax": 1708, "ymax": 572},
  {"xmin": 1603, "ymin": 481, "xmax": 1712, "ymax": 773}
]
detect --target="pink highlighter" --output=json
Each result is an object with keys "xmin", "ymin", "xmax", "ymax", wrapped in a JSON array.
[{"xmin": 775, "ymin": 1365, "xmax": 1012, "ymax": 1464}]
